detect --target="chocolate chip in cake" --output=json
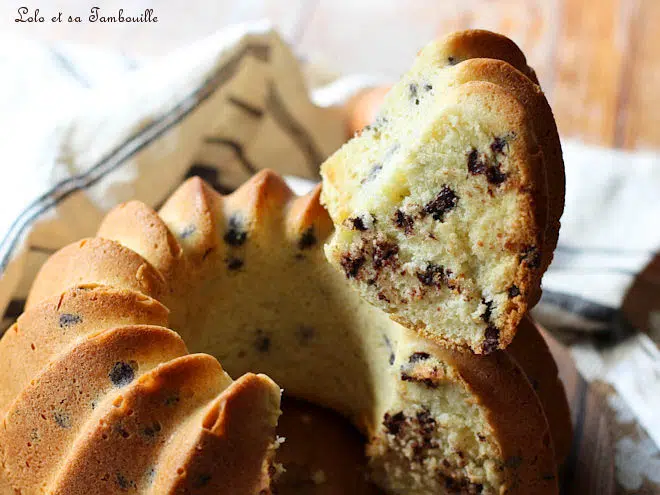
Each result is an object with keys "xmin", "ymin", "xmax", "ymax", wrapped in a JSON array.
[
  {"xmin": 223, "ymin": 214, "xmax": 247, "ymax": 246},
  {"xmin": 193, "ymin": 474, "xmax": 212, "ymax": 488},
  {"xmin": 59, "ymin": 313, "xmax": 82, "ymax": 329},
  {"xmin": 447, "ymin": 56, "xmax": 457, "ymax": 65},
  {"xmin": 401, "ymin": 372, "xmax": 438, "ymax": 388},
  {"xmin": 179, "ymin": 225, "xmax": 196, "ymax": 239},
  {"xmin": 226, "ymin": 257, "xmax": 244, "ymax": 271},
  {"xmin": 373, "ymin": 239, "xmax": 399, "ymax": 269},
  {"xmin": 482, "ymin": 325, "xmax": 500, "ymax": 354},
  {"xmin": 424, "ymin": 185, "xmax": 459, "ymax": 221},
  {"xmin": 297, "ymin": 325, "xmax": 315, "ymax": 345},
  {"xmin": 409, "ymin": 83, "xmax": 420, "ymax": 104},
  {"xmin": 109, "ymin": 361, "xmax": 136, "ymax": 388},
  {"xmin": 362, "ymin": 163, "xmax": 383, "ymax": 184},
  {"xmin": 141, "ymin": 422, "xmax": 162, "ymax": 438},
  {"xmin": 393, "ymin": 209, "xmax": 415, "ymax": 235},
  {"xmin": 444, "ymin": 476, "xmax": 483, "ymax": 494},
  {"xmin": 349, "ymin": 216, "xmax": 368, "ymax": 231},
  {"xmin": 467, "ymin": 148, "xmax": 508, "ymax": 185},
  {"xmin": 408, "ymin": 352, "xmax": 430, "ymax": 363},
  {"xmin": 384, "ymin": 335, "xmax": 395, "ymax": 365},
  {"xmin": 490, "ymin": 136, "xmax": 508, "ymax": 154},
  {"xmin": 383, "ymin": 411, "xmax": 406, "ymax": 436},
  {"xmin": 116, "ymin": 473, "xmax": 137, "ymax": 491},
  {"xmin": 416, "ymin": 263, "xmax": 451, "ymax": 289},
  {"xmin": 480, "ymin": 299, "xmax": 494, "ymax": 323},
  {"xmin": 508, "ymin": 285, "xmax": 520, "ymax": 298},
  {"xmin": 298, "ymin": 227, "xmax": 317, "ymax": 249},
  {"xmin": 424, "ymin": 84, "xmax": 433, "ymax": 91},
  {"xmin": 467, "ymin": 148, "xmax": 487, "ymax": 175},
  {"xmin": 520, "ymin": 245, "xmax": 541, "ymax": 268},
  {"xmin": 255, "ymin": 329, "xmax": 271, "ymax": 353},
  {"xmin": 485, "ymin": 165, "xmax": 507, "ymax": 185},
  {"xmin": 340, "ymin": 253, "xmax": 365, "ymax": 278},
  {"xmin": 53, "ymin": 411, "xmax": 71, "ymax": 429}
]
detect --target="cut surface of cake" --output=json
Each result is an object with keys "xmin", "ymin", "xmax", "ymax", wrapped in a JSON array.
[{"xmin": 321, "ymin": 29, "xmax": 564, "ymax": 354}]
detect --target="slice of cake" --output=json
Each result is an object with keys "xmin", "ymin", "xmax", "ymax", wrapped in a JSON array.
[{"xmin": 322, "ymin": 31, "xmax": 562, "ymax": 354}]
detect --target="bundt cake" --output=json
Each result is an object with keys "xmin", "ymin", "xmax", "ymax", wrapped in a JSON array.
[
  {"xmin": 0, "ymin": 171, "xmax": 569, "ymax": 494},
  {"xmin": 321, "ymin": 30, "xmax": 564, "ymax": 354},
  {"xmin": 0, "ymin": 30, "xmax": 570, "ymax": 495}
]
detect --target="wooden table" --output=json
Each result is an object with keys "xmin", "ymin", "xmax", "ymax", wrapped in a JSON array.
[{"xmin": 2, "ymin": 0, "xmax": 658, "ymax": 149}]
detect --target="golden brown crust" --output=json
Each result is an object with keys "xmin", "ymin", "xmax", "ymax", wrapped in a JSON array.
[
  {"xmin": 0, "ymin": 286, "xmax": 170, "ymax": 414},
  {"xmin": 158, "ymin": 177, "xmax": 221, "ymax": 265},
  {"xmin": 0, "ymin": 325, "xmax": 188, "ymax": 493},
  {"xmin": 156, "ymin": 373, "xmax": 281, "ymax": 494},
  {"xmin": 441, "ymin": 343, "xmax": 558, "ymax": 493},
  {"xmin": 507, "ymin": 317, "xmax": 573, "ymax": 464},
  {"xmin": 26, "ymin": 238, "xmax": 168, "ymax": 310},
  {"xmin": 435, "ymin": 29, "xmax": 538, "ymax": 84},
  {"xmin": 98, "ymin": 200, "xmax": 184, "ymax": 279},
  {"xmin": 451, "ymin": 58, "xmax": 564, "ymax": 279},
  {"xmin": 49, "ymin": 354, "xmax": 232, "ymax": 494}
]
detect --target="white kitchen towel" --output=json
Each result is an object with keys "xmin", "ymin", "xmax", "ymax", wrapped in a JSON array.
[{"xmin": 0, "ymin": 22, "xmax": 659, "ymax": 491}]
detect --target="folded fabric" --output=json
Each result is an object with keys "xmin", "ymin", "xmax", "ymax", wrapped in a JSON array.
[{"xmin": 0, "ymin": 22, "xmax": 659, "ymax": 493}]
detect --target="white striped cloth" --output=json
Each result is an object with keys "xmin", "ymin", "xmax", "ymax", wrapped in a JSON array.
[{"xmin": 1, "ymin": 22, "xmax": 660, "ymax": 485}]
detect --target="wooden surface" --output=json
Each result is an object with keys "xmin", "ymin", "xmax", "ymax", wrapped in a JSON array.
[
  {"xmin": 1, "ymin": 0, "xmax": 658, "ymax": 150},
  {"xmin": 276, "ymin": 328, "xmax": 614, "ymax": 495}
]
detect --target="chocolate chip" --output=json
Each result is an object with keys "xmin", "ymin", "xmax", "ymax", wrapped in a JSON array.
[
  {"xmin": 297, "ymin": 326, "xmax": 314, "ymax": 345},
  {"xmin": 424, "ymin": 84, "xmax": 433, "ymax": 91},
  {"xmin": 409, "ymin": 352, "xmax": 430, "ymax": 363},
  {"xmin": 255, "ymin": 329, "xmax": 270, "ymax": 353},
  {"xmin": 226, "ymin": 257, "xmax": 244, "ymax": 271},
  {"xmin": 109, "ymin": 361, "xmax": 136, "ymax": 388},
  {"xmin": 444, "ymin": 476, "xmax": 483, "ymax": 494},
  {"xmin": 193, "ymin": 474, "xmax": 212, "ymax": 488},
  {"xmin": 467, "ymin": 148, "xmax": 487, "ymax": 175},
  {"xmin": 393, "ymin": 209, "xmax": 415, "ymax": 235},
  {"xmin": 298, "ymin": 227, "xmax": 316, "ymax": 249},
  {"xmin": 520, "ymin": 245, "xmax": 541, "ymax": 268},
  {"xmin": 349, "ymin": 216, "xmax": 368, "ymax": 231},
  {"xmin": 59, "ymin": 313, "xmax": 82, "ymax": 328},
  {"xmin": 486, "ymin": 165, "xmax": 507, "ymax": 185},
  {"xmin": 401, "ymin": 372, "xmax": 438, "ymax": 388},
  {"xmin": 416, "ymin": 263, "xmax": 450, "ymax": 288},
  {"xmin": 142, "ymin": 422, "xmax": 161, "ymax": 438},
  {"xmin": 491, "ymin": 136, "xmax": 508, "ymax": 154},
  {"xmin": 340, "ymin": 253, "xmax": 365, "ymax": 278},
  {"xmin": 362, "ymin": 163, "xmax": 383, "ymax": 184},
  {"xmin": 223, "ymin": 214, "xmax": 247, "ymax": 246},
  {"xmin": 383, "ymin": 411, "xmax": 406, "ymax": 436},
  {"xmin": 482, "ymin": 325, "xmax": 500, "ymax": 354},
  {"xmin": 447, "ymin": 56, "xmax": 457, "ymax": 65},
  {"xmin": 409, "ymin": 83, "xmax": 418, "ymax": 100},
  {"xmin": 467, "ymin": 147, "xmax": 507, "ymax": 185},
  {"xmin": 480, "ymin": 299, "xmax": 494, "ymax": 323},
  {"xmin": 508, "ymin": 285, "xmax": 520, "ymax": 298},
  {"xmin": 373, "ymin": 239, "xmax": 399, "ymax": 269},
  {"xmin": 384, "ymin": 336, "xmax": 395, "ymax": 365},
  {"xmin": 116, "ymin": 473, "xmax": 136, "ymax": 491},
  {"xmin": 423, "ymin": 185, "xmax": 459, "ymax": 221},
  {"xmin": 53, "ymin": 411, "xmax": 71, "ymax": 429},
  {"xmin": 179, "ymin": 225, "xmax": 196, "ymax": 239}
]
